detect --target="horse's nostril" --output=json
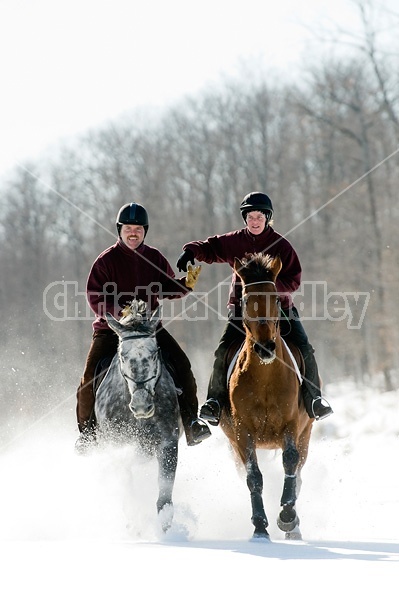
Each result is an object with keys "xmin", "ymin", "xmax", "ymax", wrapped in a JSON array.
[
  {"xmin": 254, "ymin": 341, "xmax": 275, "ymax": 358},
  {"xmin": 129, "ymin": 400, "xmax": 155, "ymax": 418}
]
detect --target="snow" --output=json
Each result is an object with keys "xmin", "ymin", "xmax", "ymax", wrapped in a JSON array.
[{"xmin": 0, "ymin": 381, "xmax": 398, "ymax": 599}]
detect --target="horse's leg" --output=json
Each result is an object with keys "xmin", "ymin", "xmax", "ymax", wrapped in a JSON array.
[
  {"xmin": 277, "ymin": 435, "xmax": 301, "ymax": 536},
  {"xmin": 283, "ymin": 422, "xmax": 312, "ymax": 540},
  {"xmin": 243, "ymin": 441, "xmax": 270, "ymax": 540},
  {"xmin": 156, "ymin": 440, "xmax": 178, "ymax": 532}
]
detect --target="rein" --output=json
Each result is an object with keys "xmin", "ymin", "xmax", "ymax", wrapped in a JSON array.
[{"xmin": 243, "ymin": 280, "xmax": 276, "ymax": 289}]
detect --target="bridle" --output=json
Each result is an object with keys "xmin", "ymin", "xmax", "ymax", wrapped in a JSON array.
[
  {"xmin": 241, "ymin": 280, "xmax": 280, "ymax": 311},
  {"xmin": 119, "ymin": 333, "xmax": 161, "ymax": 392},
  {"xmin": 241, "ymin": 280, "xmax": 281, "ymax": 342}
]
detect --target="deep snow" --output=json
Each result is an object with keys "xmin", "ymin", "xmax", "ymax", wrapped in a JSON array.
[{"xmin": 0, "ymin": 380, "xmax": 398, "ymax": 599}]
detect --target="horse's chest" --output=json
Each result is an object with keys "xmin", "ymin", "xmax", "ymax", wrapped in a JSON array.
[{"xmin": 231, "ymin": 392, "xmax": 287, "ymax": 441}]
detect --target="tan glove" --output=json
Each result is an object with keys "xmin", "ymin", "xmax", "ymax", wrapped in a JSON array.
[
  {"xmin": 121, "ymin": 305, "xmax": 132, "ymax": 318},
  {"xmin": 185, "ymin": 264, "xmax": 201, "ymax": 290}
]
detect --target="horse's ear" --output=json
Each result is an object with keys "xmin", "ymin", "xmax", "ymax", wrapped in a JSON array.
[
  {"xmin": 106, "ymin": 312, "xmax": 124, "ymax": 336},
  {"xmin": 270, "ymin": 255, "xmax": 283, "ymax": 278},
  {"xmin": 234, "ymin": 257, "xmax": 243, "ymax": 274}
]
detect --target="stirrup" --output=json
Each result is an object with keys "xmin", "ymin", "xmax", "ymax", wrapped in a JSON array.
[
  {"xmin": 186, "ymin": 418, "xmax": 211, "ymax": 446},
  {"xmin": 199, "ymin": 398, "xmax": 222, "ymax": 426},
  {"xmin": 311, "ymin": 397, "xmax": 333, "ymax": 421}
]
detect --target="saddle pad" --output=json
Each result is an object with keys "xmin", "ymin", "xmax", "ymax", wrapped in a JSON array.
[
  {"xmin": 282, "ymin": 338, "xmax": 303, "ymax": 384},
  {"xmin": 226, "ymin": 343, "xmax": 244, "ymax": 385}
]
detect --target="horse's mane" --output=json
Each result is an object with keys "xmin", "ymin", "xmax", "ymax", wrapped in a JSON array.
[
  {"xmin": 120, "ymin": 299, "xmax": 154, "ymax": 334},
  {"xmin": 238, "ymin": 253, "xmax": 277, "ymax": 284}
]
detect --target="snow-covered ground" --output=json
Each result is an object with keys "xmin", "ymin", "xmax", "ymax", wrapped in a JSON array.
[{"xmin": 0, "ymin": 381, "xmax": 398, "ymax": 599}]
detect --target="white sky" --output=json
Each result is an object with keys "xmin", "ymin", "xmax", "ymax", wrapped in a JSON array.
[
  {"xmin": 0, "ymin": 381, "xmax": 398, "ymax": 597},
  {"xmin": 0, "ymin": 0, "xmax": 380, "ymax": 179}
]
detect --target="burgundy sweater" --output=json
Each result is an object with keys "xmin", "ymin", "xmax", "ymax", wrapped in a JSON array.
[
  {"xmin": 87, "ymin": 239, "xmax": 189, "ymax": 331},
  {"xmin": 183, "ymin": 226, "xmax": 301, "ymax": 312}
]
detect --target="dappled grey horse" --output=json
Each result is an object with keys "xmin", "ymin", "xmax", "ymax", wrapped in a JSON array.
[{"xmin": 95, "ymin": 299, "xmax": 182, "ymax": 531}]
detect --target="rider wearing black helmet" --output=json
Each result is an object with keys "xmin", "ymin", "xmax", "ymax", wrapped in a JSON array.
[
  {"xmin": 116, "ymin": 202, "xmax": 149, "ymax": 235},
  {"xmin": 176, "ymin": 191, "xmax": 333, "ymax": 424},
  {"xmin": 239, "ymin": 191, "xmax": 274, "ymax": 222},
  {"xmin": 75, "ymin": 202, "xmax": 211, "ymax": 453}
]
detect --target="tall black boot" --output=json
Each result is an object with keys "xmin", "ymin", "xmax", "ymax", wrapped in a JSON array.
[
  {"xmin": 302, "ymin": 348, "xmax": 333, "ymax": 420},
  {"xmin": 200, "ymin": 319, "xmax": 245, "ymax": 426},
  {"xmin": 156, "ymin": 328, "xmax": 211, "ymax": 446},
  {"xmin": 199, "ymin": 354, "xmax": 227, "ymax": 426},
  {"xmin": 177, "ymin": 393, "xmax": 211, "ymax": 446},
  {"xmin": 75, "ymin": 411, "xmax": 98, "ymax": 455}
]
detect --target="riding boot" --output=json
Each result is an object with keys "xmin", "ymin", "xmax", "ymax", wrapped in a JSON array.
[
  {"xmin": 75, "ymin": 417, "xmax": 98, "ymax": 455},
  {"xmin": 200, "ymin": 318, "xmax": 244, "ymax": 426},
  {"xmin": 156, "ymin": 328, "xmax": 211, "ymax": 446},
  {"xmin": 302, "ymin": 347, "xmax": 333, "ymax": 421},
  {"xmin": 75, "ymin": 330, "xmax": 118, "ymax": 453},
  {"xmin": 281, "ymin": 309, "xmax": 333, "ymax": 421},
  {"xmin": 200, "ymin": 357, "xmax": 227, "ymax": 426},
  {"xmin": 178, "ymin": 395, "xmax": 211, "ymax": 446}
]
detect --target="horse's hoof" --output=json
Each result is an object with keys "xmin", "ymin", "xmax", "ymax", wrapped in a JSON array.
[
  {"xmin": 158, "ymin": 502, "xmax": 174, "ymax": 533},
  {"xmin": 277, "ymin": 505, "xmax": 300, "ymax": 533},
  {"xmin": 277, "ymin": 516, "xmax": 300, "ymax": 532},
  {"xmin": 251, "ymin": 525, "xmax": 271, "ymax": 541},
  {"xmin": 251, "ymin": 530, "xmax": 271, "ymax": 542},
  {"xmin": 285, "ymin": 527, "xmax": 302, "ymax": 541}
]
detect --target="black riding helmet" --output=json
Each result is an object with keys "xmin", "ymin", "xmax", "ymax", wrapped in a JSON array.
[
  {"xmin": 240, "ymin": 192, "xmax": 274, "ymax": 224},
  {"xmin": 116, "ymin": 203, "xmax": 149, "ymax": 237}
]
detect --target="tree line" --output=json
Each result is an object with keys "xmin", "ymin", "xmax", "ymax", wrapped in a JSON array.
[{"xmin": 1, "ymin": 1, "xmax": 398, "ymax": 442}]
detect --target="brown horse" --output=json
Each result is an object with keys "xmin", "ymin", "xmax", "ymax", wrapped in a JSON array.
[{"xmin": 220, "ymin": 253, "xmax": 313, "ymax": 540}]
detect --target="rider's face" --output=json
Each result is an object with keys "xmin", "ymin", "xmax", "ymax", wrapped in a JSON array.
[
  {"xmin": 120, "ymin": 224, "xmax": 145, "ymax": 250},
  {"xmin": 246, "ymin": 211, "xmax": 267, "ymax": 235}
]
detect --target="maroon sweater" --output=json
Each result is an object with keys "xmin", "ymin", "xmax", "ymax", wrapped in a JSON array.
[
  {"xmin": 183, "ymin": 225, "xmax": 301, "ymax": 312},
  {"xmin": 87, "ymin": 239, "xmax": 189, "ymax": 331}
]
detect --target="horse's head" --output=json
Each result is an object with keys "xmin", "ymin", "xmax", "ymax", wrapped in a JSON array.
[
  {"xmin": 235, "ymin": 253, "xmax": 282, "ymax": 364},
  {"xmin": 106, "ymin": 300, "xmax": 162, "ymax": 419}
]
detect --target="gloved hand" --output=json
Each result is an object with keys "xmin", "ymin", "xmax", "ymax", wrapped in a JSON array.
[
  {"xmin": 185, "ymin": 265, "xmax": 201, "ymax": 290},
  {"xmin": 176, "ymin": 248, "xmax": 195, "ymax": 272}
]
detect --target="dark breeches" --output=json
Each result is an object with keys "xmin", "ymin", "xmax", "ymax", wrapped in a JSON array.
[
  {"xmin": 76, "ymin": 330, "xmax": 118, "ymax": 430},
  {"xmin": 280, "ymin": 306, "xmax": 322, "ymax": 404},
  {"xmin": 207, "ymin": 317, "xmax": 245, "ymax": 401},
  {"xmin": 156, "ymin": 327, "xmax": 199, "ymax": 427}
]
